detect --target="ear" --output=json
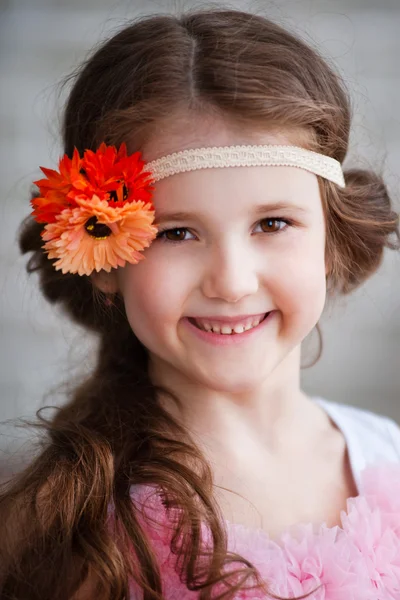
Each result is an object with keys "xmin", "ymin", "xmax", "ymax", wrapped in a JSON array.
[{"xmin": 90, "ymin": 269, "xmax": 119, "ymax": 295}]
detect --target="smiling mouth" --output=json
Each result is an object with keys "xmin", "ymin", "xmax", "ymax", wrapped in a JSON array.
[{"xmin": 188, "ymin": 313, "xmax": 270, "ymax": 335}]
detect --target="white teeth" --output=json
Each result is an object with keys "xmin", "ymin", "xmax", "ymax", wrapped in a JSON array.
[
  {"xmin": 194, "ymin": 314, "xmax": 266, "ymax": 334},
  {"xmin": 220, "ymin": 326, "xmax": 232, "ymax": 334},
  {"xmin": 233, "ymin": 324, "xmax": 245, "ymax": 334}
]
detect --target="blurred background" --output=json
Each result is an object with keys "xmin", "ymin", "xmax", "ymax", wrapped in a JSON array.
[{"xmin": 1, "ymin": 0, "xmax": 399, "ymax": 478}]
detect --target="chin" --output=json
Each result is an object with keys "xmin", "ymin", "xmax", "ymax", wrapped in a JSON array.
[{"xmin": 197, "ymin": 367, "xmax": 270, "ymax": 395}]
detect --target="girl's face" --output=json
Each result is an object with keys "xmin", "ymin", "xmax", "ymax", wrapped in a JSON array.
[{"xmin": 104, "ymin": 124, "xmax": 327, "ymax": 393}]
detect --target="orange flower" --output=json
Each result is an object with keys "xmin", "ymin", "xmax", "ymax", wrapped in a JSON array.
[
  {"xmin": 31, "ymin": 143, "xmax": 158, "ymax": 275},
  {"xmin": 32, "ymin": 143, "xmax": 155, "ymax": 224},
  {"xmin": 78, "ymin": 142, "xmax": 155, "ymax": 208},
  {"xmin": 42, "ymin": 195, "xmax": 157, "ymax": 276},
  {"xmin": 31, "ymin": 148, "xmax": 83, "ymax": 223}
]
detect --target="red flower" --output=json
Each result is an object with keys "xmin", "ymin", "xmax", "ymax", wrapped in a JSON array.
[
  {"xmin": 32, "ymin": 142, "xmax": 155, "ymax": 222},
  {"xmin": 78, "ymin": 142, "xmax": 154, "ymax": 208},
  {"xmin": 31, "ymin": 148, "xmax": 83, "ymax": 223}
]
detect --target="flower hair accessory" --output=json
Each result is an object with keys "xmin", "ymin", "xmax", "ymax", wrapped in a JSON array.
[
  {"xmin": 32, "ymin": 143, "xmax": 345, "ymax": 276},
  {"xmin": 31, "ymin": 143, "xmax": 158, "ymax": 276}
]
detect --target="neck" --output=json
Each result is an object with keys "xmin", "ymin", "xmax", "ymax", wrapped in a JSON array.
[{"xmin": 148, "ymin": 345, "xmax": 323, "ymax": 458}]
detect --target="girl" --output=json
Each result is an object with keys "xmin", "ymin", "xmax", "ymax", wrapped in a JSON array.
[{"xmin": 1, "ymin": 7, "xmax": 400, "ymax": 600}]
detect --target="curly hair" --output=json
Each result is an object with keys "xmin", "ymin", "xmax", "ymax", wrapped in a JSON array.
[{"xmin": 0, "ymin": 8, "xmax": 398, "ymax": 600}]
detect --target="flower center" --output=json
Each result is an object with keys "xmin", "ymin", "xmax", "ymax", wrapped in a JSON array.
[
  {"xmin": 84, "ymin": 216, "xmax": 112, "ymax": 239},
  {"xmin": 109, "ymin": 181, "xmax": 129, "ymax": 203}
]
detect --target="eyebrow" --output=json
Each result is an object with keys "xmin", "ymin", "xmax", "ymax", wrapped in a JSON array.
[{"xmin": 154, "ymin": 201, "xmax": 307, "ymax": 224}]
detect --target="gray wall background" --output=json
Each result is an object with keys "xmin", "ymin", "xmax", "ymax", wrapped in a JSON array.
[{"xmin": 1, "ymin": 0, "xmax": 400, "ymax": 473}]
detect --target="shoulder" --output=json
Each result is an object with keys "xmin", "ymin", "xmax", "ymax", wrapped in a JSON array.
[
  {"xmin": 327, "ymin": 399, "xmax": 400, "ymax": 435},
  {"xmin": 314, "ymin": 396, "xmax": 400, "ymax": 463}
]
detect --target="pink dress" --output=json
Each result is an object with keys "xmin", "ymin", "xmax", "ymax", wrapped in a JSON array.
[{"xmin": 129, "ymin": 398, "xmax": 400, "ymax": 599}]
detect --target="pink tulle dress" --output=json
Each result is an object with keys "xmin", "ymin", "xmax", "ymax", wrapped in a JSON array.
[{"xmin": 129, "ymin": 398, "xmax": 400, "ymax": 599}]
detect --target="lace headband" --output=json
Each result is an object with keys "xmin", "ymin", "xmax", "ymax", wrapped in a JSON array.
[
  {"xmin": 31, "ymin": 142, "xmax": 345, "ymax": 276},
  {"xmin": 146, "ymin": 145, "xmax": 345, "ymax": 188}
]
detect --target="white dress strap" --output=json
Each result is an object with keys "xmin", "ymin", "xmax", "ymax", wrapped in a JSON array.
[{"xmin": 313, "ymin": 397, "xmax": 400, "ymax": 492}]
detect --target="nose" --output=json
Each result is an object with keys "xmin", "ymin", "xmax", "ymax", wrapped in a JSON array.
[{"xmin": 201, "ymin": 239, "xmax": 259, "ymax": 303}]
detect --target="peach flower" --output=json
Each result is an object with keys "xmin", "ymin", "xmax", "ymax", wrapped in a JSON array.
[{"xmin": 41, "ymin": 195, "xmax": 157, "ymax": 276}]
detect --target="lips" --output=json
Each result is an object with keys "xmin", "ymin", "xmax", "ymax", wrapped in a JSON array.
[{"xmin": 188, "ymin": 313, "xmax": 269, "ymax": 335}]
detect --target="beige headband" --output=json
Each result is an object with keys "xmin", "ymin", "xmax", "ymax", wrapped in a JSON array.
[{"xmin": 146, "ymin": 144, "xmax": 345, "ymax": 188}]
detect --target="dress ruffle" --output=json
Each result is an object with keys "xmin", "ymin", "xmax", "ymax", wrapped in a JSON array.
[{"xmin": 129, "ymin": 463, "xmax": 400, "ymax": 599}]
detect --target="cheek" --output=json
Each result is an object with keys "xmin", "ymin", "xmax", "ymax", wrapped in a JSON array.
[
  {"xmin": 117, "ymin": 253, "xmax": 194, "ymax": 340},
  {"xmin": 270, "ymin": 234, "xmax": 327, "ymax": 326}
]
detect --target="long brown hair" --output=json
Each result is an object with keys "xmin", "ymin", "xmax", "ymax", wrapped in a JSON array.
[{"xmin": 1, "ymin": 8, "xmax": 399, "ymax": 600}]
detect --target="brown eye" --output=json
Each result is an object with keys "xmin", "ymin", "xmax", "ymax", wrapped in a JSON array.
[
  {"xmin": 159, "ymin": 228, "xmax": 189, "ymax": 242},
  {"xmin": 259, "ymin": 218, "xmax": 285, "ymax": 233}
]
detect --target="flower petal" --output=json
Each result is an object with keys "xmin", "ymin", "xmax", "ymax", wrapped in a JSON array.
[{"xmin": 42, "ymin": 195, "xmax": 156, "ymax": 276}]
